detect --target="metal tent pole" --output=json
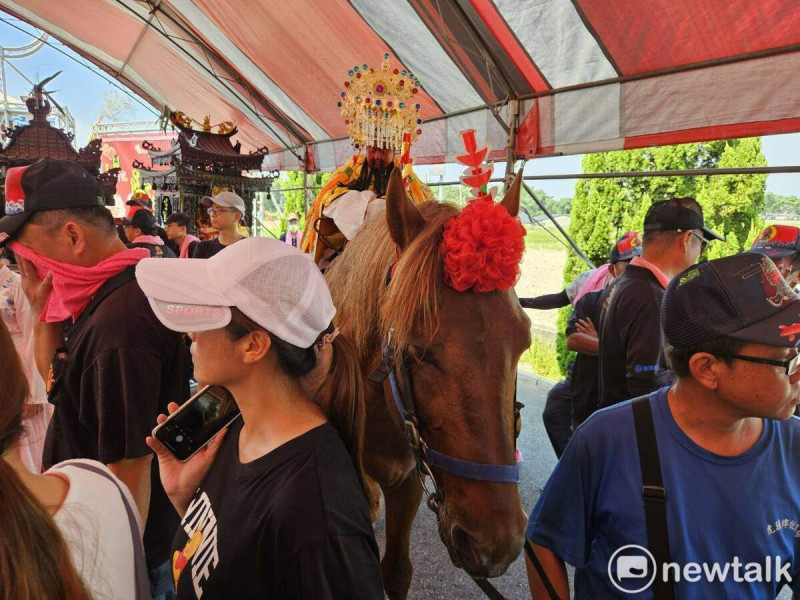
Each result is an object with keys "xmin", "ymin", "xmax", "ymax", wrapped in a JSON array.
[
  {"xmin": 1, "ymin": 54, "xmax": 8, "ymax": 136},
  {"xmin": 504, "ymin": 99, "xmax": 519, "ymax": 188},
  {"xmin": 522, "ymin": 182, "xmax": 595, "ymax": 269},
  {"xmin": 302, "ymin": 146, "xmax": 310, "ymax": 216}
]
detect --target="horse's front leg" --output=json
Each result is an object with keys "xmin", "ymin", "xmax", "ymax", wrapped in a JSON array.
[{"xmin": 381, "ymin": 474, "xmax": 422, "ymax": 600}]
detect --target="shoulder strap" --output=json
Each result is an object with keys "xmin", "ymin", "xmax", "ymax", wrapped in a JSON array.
[
  {"xmin": 632, "ymin": 395, "xmax": 674, "ymax": 600},
  {"xmin": 523, "ymin": 538, "xmax": 563, "ymax": 600},
  {"xmin": 83, "ymin": 267, "xmax": 137, "ymax": 318},
  {"xmin": 64, "ymin": 462, "xmax": 151, "ymax": 600},
  {"xmin": 68, "ymin": 267, "xmax": 137, "ymax": 341}
]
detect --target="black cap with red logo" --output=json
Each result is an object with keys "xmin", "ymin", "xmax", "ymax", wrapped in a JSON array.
[
  {"xmin": 749, "ymin": 225, "xmax": 800, "ymax": 260},
  {"xmin": 663, "ymin": 253, "xmax": 800, "ymax": 349},
  {"xmin": 0, "ymin": 158, "xmax": 105, "ymax": 246},
  {"xmin": 609, "ymin": 231, "xmax": 642, "ymax": 264}
]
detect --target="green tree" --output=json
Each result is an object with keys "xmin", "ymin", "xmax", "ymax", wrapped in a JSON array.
[
  {"xmin": 764, "ymin": 192, "xmax": 800, "ymax": 216},
  {"xmin": 273, "ymin": 171, "xmax": 330, "ymax": 233},
  {"xmin": 698, "ymin": 138, "xmax": 767, "ymax": 260},
  {"xmin": 554, "ymin": 138, "xmax": 766, "ymax": 374}
]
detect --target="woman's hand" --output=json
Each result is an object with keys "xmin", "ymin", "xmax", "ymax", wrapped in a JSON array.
[
  {"xmin": 146, "ymin": 402, "xmax": 228, "ymax": 517},
  {"xmin": 17, "ymin": 257, "xmax": 52, "ymax": 319}
]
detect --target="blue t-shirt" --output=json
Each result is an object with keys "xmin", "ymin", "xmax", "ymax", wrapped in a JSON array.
[{"xmin": 527, "ymin": 387, "xmax": 800, "ymax": 598}]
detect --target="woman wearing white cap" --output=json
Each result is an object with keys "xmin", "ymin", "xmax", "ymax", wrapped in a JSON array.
[{"xmin": 136, "ymin": 237, "xmax": 383, "ymax": 599}]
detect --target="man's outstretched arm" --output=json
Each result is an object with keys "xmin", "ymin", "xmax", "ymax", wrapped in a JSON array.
[{"xmin": 525, "ymin": 541, "xmax": 570, "ymax": 600}]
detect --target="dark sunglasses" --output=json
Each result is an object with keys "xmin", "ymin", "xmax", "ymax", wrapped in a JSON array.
[
  {"xmin": 712, "ymin": 352, "xmax": 800, "ymax": 376},
  {"xmin": 687, "ymin": 230, "xmax": 708, "ymax": 253}
]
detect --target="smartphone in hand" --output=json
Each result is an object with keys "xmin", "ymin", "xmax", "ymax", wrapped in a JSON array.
[{"xmin": 152, "ymin": 385, "xmax": 241, "ymax": 462}]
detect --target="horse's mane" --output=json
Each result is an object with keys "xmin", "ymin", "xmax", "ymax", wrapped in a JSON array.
[{"xmin": 326, "ymin": 201, "xmax": 461, "ymax": 362}]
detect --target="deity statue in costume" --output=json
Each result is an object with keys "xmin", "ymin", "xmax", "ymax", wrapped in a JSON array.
[{"xmin": 301, "ymin": 54, "xmax": 432, "ymax": 268}]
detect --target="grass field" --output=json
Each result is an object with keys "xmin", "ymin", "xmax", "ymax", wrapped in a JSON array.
[
  {"xmin": 524, "ymin": 217, "xmax": 571, "ymax": 251},
  {"xmin": 517, "ymin": 218, "xmax": 571, "ymax": 380}
]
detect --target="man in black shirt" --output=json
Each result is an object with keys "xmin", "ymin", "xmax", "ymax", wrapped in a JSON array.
[
  {"xmin": 123, "ymin": 209, "xmax": 177, "ymax": 258},
  {"xmin": 0, "ymin": 159, "xmax": 189, "ymax": 598},
  {"xmin": 566, "ymin": 232, "xmax": 641, "ymax": 427},
  {"xmin": 598, "ymin": 198, "xmax": 722, "ymax": 408},
  {"xmin": 190, "ymin": 191, "xmax": 246, "ymax": 258}
]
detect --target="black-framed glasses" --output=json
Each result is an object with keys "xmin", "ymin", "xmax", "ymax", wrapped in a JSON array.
[{"xmin": 712, "ymin": 352, "xmax": 800, "ymax": 376}]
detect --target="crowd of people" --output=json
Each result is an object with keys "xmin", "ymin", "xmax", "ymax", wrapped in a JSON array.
[
  {"xmin": 0, "ymin": 158, "xmax": 386, "ymax": 600},
  {"xmin": 522, "ymin": 203, "xmax": 800, "ymax": 598},
  {"xmin": 3, "ymin": 154, "xmax": 800, "ymax": 599},
  {"xmin": 1, "ymin": 61, "xmax": 799, "ymax": 600}
]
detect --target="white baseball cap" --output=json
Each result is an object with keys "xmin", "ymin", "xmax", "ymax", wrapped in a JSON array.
[
  {"xmin": 135, "ymin": 237, "xmax": 336, "ymax": 348},
  {"xmin": 202, "ymin": 191, "xmax": 246, "ymax": 215}
]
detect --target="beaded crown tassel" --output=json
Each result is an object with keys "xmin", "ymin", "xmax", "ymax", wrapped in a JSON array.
[{"xmin": 338, "ymin": 54, "xmax": 424, "ymax": 152}]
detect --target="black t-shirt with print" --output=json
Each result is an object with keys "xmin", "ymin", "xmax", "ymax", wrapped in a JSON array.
[
  {"xmin": 43, "ymin": 267, "xmax": 190, "ymax": 569},
  {"xmin": 597, "ymin": 264, "xmax": 672, "ymax": 408},
  {"xmin": 189, "ymin": 237, "xmax": 242, "ymax": 259},
  {"xmin": 566, "ymin": 289, "xmax": 603, "ymax": 427},
  {"xmin": 171, "ymin": 420, "xmax": 384, "ymax": 600}
]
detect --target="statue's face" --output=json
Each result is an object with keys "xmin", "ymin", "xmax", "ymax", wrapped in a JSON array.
[{"xmin": 366, "ymin": 145, "xmax": 394, "ymax": 168}]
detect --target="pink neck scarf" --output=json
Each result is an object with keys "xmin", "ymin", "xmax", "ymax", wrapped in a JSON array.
[
  {"xmin": 131, "ymin": 234, "xmax": 164, "ymax": 246},
  {"xmin": 8, "ymin": 241, "xmax": 149, "ymax": 323},
  {"xmin": 631, "ymin": 256, "xmax": 671, "ymax": 288},
  {"xmin": 179, "ymin": 234, "xmax": 200, "ymax": 258}
]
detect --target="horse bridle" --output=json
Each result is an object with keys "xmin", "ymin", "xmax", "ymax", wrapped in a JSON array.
[{"xmin": 368, "ymin": 264, "xmax": 524, "ymax": 600}]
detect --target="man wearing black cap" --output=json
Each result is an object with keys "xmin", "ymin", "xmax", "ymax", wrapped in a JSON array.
[
  {"xmin": 526, "ymin": 253, "xmax": 800, "ymax": 599},
  {"xmin": 598, "ymin": 197, "xmax": 722, "ymax": 408},
  {"xmin": 123, "ymin": 209, "xmax": 176, "ymax": 258},
  {"xmin": 127, "ymin": 193, "xmax": 177, "ymax": 255},
  {"xmin": 0, "ymin": 158, "xmax": 188, "ymax": 598}
]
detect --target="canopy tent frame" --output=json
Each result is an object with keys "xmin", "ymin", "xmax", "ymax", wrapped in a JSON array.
[
  {"xmin": 3, "ymin": 0, "xmax": 799, "ymax": 171},
  {"xmin": 2, "ymin": 0, "xmax": 798, "ymax": 276},
  {"xmin": 109, "ymin": 0, "xmax": 307, "ymax": 159},
  {"xmin": 270, "ymin": 164, "xmax": 800, "ymax": 194}
]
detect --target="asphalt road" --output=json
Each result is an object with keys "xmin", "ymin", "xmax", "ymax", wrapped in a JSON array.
[{"xmin": 373, "ymin": 371, "xmax": 559, "ymax": 600}]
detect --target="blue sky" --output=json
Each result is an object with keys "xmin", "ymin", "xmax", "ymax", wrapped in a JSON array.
[{"xmin": 1, "ymin": 16, "xmax": 797, "ymax": 200}]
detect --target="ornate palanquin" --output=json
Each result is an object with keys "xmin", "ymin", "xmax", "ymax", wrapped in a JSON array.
[{"xmin": 135, "ymin": 111, "xmax": 273, "ymax": 236}]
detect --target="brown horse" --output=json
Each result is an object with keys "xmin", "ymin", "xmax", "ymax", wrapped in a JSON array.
[{"xmin": 325, "ymin": 169, "xmax": 532, "ymax": 599}]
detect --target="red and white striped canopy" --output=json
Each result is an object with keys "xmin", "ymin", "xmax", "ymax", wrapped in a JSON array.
[{"xmin": 2, "ymin": 0, "xmax": 799, "ymax": 171}]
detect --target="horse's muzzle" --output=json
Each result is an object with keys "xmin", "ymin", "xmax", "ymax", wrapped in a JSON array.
[{"xmin": 438, "ymin": 517, "xmax": 524, "ymax": 579}]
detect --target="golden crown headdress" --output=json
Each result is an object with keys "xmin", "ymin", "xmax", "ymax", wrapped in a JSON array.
[{"xmin": 338, "ymin": 54, "xmax": 423, "ymax": 151}]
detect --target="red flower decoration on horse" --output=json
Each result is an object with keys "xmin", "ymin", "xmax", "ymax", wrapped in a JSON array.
[{"xmin": 441, "ymin": 130, "xmax": 526, "ymax": 292}]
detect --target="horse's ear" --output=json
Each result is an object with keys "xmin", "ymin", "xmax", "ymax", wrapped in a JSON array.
[
  {"xmin": 386, "ymin": 167, "xmax": 425, "ymax": 250},
  {"xmin": 500, "ymin": 171, "xmax": 522, "ymax": 217}
]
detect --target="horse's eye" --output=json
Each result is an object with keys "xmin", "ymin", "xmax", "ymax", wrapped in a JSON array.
[{"xmin": 410, "ymin": 346, "xmax": 440, "ymax": 368}]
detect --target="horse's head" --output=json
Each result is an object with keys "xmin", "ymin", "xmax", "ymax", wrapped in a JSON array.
[{"xmin": 382, "ymin": 169, "xmax": 532, "ymax": 577}]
